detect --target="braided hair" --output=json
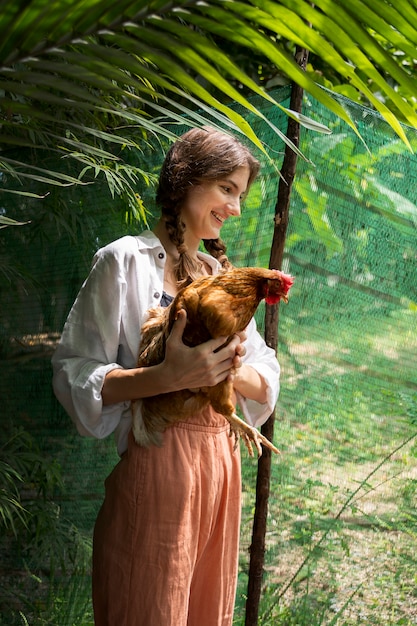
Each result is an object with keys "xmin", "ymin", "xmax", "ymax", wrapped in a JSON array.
[{"xmin": 156, "ymin": 126, "xmax": 260, "ymax": 286}]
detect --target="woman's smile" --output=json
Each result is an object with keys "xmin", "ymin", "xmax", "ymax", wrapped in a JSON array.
[{"xmin": 211, "ymin": 211, "xmax": 226, "ymax": 225}]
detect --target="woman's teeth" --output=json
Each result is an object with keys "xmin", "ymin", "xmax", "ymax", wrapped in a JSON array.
[{"xmin": 212, "ymin": 212, "xmax": 224, "ymax": 224}]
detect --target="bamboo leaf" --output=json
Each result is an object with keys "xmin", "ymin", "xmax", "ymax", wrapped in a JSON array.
[
  {"xmin": 1, "ymin": 158, "xmax": 92, "ymax": 184},
  {"xmin": 1, "ymin": 172, "xmax": 74, "ymax": 186},
  {"xmin": 0, "ymin": 188, "xmax": 50, "ymax": 198},
  {"xmin": 0, "ymin": 215, "xmax": 31, "ymax": 227}
]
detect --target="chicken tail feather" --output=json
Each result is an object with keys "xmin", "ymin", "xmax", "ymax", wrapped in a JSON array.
[{"xmin": 132, "ymin": 403, "xmax": 164, "ymax": 448}]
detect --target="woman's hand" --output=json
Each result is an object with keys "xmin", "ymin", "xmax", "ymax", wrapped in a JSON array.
[
  {"xmin": 102, "ymin": 311, "xmax": 265, "ymax": 406},
  {"xmin": 230, "ymin": 330, "xmax": 246, "ymax": 373},
  {"xmin": 162, "ymin": 310, "xmax": 246, "ymax": 393}
]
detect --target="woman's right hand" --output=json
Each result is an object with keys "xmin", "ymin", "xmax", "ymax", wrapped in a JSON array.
[
  {"xmin": 102, "ymin": 310, "xmax": 244, "ymax": 405},
  {"xmin": 162, "ymin": 309, "xmax": 242, "ymax": 393}
]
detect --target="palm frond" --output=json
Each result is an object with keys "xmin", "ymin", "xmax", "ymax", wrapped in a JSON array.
[{"xmin": 1, "ymin": 0, "xmax": 417, "ymax": 204}]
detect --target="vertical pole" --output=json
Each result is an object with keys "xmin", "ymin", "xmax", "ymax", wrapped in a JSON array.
[{"xmin": 244, "ymin": 46, "xmax": 309, "ymax": 626}]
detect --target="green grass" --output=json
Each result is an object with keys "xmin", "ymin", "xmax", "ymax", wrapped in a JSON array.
[
  {"xmin": 2, "ymin": 306, "xmax": 416, "ymax": 625},
  {"xmin": 235, "ymin": 306, "xmax": 417, "ymax": 625}
]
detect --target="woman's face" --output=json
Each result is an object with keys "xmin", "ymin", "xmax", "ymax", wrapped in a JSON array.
[{"xmin": 180, "ymin": 165, "xmax": 250, "ymax": 246}]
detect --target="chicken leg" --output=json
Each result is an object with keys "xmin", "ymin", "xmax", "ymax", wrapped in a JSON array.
[{"xmin": 227, "ymin": 412, "xmax": 280, "ymax": 457}]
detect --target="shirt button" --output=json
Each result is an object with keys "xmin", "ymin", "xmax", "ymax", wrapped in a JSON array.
[
  {"xmin": 158, "ymin": 252, "xmax": 164, "ymax": 259},
  {"xmin": 154, "ymin": 292, "xmax": 161, "ymax": 299}
]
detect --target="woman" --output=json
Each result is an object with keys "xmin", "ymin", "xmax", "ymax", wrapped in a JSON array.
[{"xmin": 52, "ymin": 126, "xmax": 280, "ymax": 626}]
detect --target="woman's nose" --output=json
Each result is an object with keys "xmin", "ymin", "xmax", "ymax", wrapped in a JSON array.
[{"xmin": 227, "ymin": 197, "xmax": 241, "ymax": 216}]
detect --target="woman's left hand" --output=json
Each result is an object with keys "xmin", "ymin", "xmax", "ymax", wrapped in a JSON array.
[
  {"xmin": 231, "ymin": 331, "xmax": 246, "ymax": 372},
  {"xmin": 229, "ymin": 331, "xmax": 268, "ymax": 405}
]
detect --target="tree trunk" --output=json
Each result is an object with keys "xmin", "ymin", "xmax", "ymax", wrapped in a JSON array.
[{"xmin": 244, "ymin": 45, "xmax": 309, "ymax": 626}]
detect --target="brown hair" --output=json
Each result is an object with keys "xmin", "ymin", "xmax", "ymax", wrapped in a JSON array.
[{"xmin": 156, "ymin": 126, "xmax": 260, "ymax": 285}]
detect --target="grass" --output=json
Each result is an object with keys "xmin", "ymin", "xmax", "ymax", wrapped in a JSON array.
[
  {"xmin": 2, "ymin": 305, "xmax": 416, "ymax": 625},
  {"xmin": 234, "ymin": 306, "xmax": 417, "ymax": 625},
  {"xmin": 235, "ymin": 440, "xmax": 417, "ymax": 625}
]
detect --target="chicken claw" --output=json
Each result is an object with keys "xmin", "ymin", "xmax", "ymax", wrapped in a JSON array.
[{"xmin": 228, "ymin": 413, "xmax": 280, "ymax": 457}]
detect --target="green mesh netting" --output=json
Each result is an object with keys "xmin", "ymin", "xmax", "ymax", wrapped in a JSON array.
[{"xmin": 1, "ymin": 86, "xmax": 417, "ymax": 624}]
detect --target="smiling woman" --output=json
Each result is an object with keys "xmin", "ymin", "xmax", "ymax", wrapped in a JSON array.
[{"xmin": 52, "ymin": 126, "xmax": 280, "ymax": 626}]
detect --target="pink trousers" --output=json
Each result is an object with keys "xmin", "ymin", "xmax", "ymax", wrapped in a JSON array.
[{"xmin": 92, "ymin": 407, "xmax": 242, "ymax": 626}]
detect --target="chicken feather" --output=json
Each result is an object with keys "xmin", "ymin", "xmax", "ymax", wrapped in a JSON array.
[{"xmin": 132, "ymin": 267, "xmax": 293, "ymax": 456}]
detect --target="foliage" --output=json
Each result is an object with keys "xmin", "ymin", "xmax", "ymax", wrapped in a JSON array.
[
  {"xmin": 284, "ymin": 110, "xmax": 417, "ymax": 289},
  {"xmin": 234, "ymin": 307, "xmax": 417, "ymax": 624},
  {"xmin": 0, "ymin": 428, "xmax": 92, "ymax": 626},
  {"xmin": 1, "ymin": 6, "xmax": 417, "ymax": 621},
  {"xmin": 1, "ymin": 0, "xmax": 417, "ymax": 209}
]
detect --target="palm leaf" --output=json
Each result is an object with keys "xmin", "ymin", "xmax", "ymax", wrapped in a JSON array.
[{"xmin": 1, "ymin": 0, "xmax": 417, "ymax": 204}]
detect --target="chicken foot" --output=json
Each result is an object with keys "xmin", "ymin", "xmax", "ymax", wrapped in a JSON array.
[{"xmin": 228, "ymin": 412, "xmax": 280, "ymax": 457}]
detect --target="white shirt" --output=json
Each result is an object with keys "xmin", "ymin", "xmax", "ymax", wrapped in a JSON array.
[{"xmin": 52, "ymin": 231, "xmax": 280, "ymax": 456}]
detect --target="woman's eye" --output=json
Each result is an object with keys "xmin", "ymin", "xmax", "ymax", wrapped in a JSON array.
[{"xmin": 222, "ymin": 186, "xmax": 231, "ymax": 193}]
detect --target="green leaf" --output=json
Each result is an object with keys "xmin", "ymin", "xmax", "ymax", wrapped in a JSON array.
[
  {"xmin": 367, "ymin": 177, "xmax": 417, "ymax": 226},
  {"xmin": 0, "ymin": 215, "xmax": 31, "ymax": 228},
  {"xmin": 1, "ymin": 158, "xmax": 92, "ymax": 185},
  {"xmin": 178, "ymin": 4, "xmax": 361, "ymax": 137},
  {"xmin": 0, "ymin": 189, "xmax": 49, "ymax": 199},
  {"xmin": 1, "ymin": 0, "xmax": 417, "ymax": 201},
  {"xmin": 296, "ymin": 174, "xmax": 344, "ymax": 258}
]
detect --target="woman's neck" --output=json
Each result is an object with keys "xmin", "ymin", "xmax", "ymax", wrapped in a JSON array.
[{"xmin": 153, "ymin": 219, "xmax": 200, "ymax": 259}]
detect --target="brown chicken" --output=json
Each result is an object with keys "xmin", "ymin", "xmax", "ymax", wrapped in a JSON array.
[{"xmin": 132, "ymin": 267, "xmax": 294, "ymax": 456}]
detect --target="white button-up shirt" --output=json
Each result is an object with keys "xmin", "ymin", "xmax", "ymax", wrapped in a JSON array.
[{"xmin": 52, "ymin": 231, "xmax": 280, "ymax": 455}]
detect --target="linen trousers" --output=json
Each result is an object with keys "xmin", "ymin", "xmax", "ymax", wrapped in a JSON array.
[{"xmin": 92, "ymin": 407, "xmax": 242, "ymax": 626}]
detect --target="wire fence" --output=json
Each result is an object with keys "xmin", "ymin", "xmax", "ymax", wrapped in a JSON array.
[{"xmin": 1, "ymin": 86, "xmax": 417, "ymax": 624}]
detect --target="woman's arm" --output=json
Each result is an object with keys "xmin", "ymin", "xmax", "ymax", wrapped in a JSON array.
[
  {"xmin": 231, "ymin": 318, "xmax": 280, "ymax": 428},
  {"xmin": 52, "ymin": 239, "xmax": 150, "ymax": 439},
  {"xmin": 231, "ymin": 363, "xmax": 268, "ymax": 405},
  {"xmin": 102, "ymin": 310, "xmax": 244, "ymax": 405}
]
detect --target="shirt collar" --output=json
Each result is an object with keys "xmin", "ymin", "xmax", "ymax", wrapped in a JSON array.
[{"xmin": 136, "ymin": 230, "xmax": 164, "ymax": 252}]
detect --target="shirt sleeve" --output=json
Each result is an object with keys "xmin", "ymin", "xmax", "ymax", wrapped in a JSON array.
[
  {"xmin": 235, "ymin": 317, "xmax": 280, "ymax": 428},
  {"xmin": 52, "ymin": 246, "xmax": 131, "ymax": 439}
]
